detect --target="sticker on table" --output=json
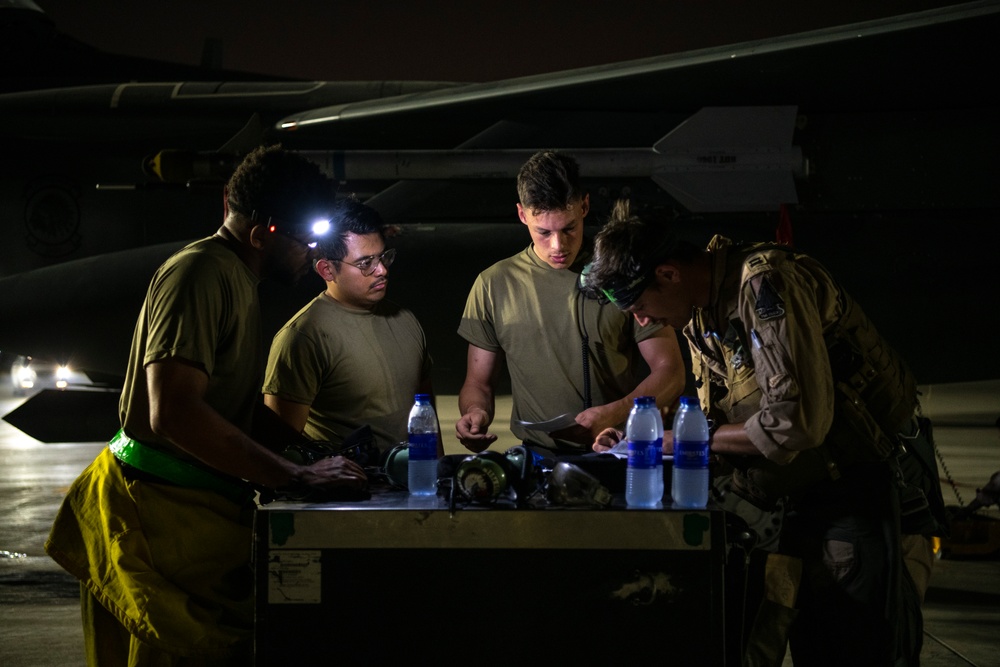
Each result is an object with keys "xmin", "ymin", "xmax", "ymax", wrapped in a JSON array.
[{"xmin": 268, "ymin": 550, "xmax": 322, "ymax": 604}]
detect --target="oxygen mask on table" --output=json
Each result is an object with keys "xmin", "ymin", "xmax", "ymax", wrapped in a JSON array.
[
  {"xmin": 454, "ymin": 446, "xmax": 542, "ymax": 505},
  {"xmin": 546, "ymin": 461, "xmax": 613, "ymax": 508}
]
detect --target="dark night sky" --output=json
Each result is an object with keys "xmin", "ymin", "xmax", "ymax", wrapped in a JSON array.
[{"xmin": 36, "ymin": 0, "xmax": 963, "ymax": 82}]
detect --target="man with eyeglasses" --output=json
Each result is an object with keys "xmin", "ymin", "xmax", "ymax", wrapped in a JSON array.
[
  {"xmin": 456, "ymin": 151, "xmax": 685, "ymax": 455},
  {"xmin": 264, "ymin": 196, "xmax": 440, "ymax": 456},
  {"xmin": 46, "ymin": 145, "xmax": 368, "ymax": 665}
]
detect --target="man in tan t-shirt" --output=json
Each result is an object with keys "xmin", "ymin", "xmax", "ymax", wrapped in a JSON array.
[
  {"xmin": 264, "ymin": 197, "xmax": 441, "ymax": 455},
  {"xmin": 456, "ymin": 151, "xmax": 685, "ymax": 455}
]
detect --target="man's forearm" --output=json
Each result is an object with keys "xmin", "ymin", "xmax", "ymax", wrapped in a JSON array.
[
  {"xmin": 253, "ymin": 400, "xmax": 309, "ymax": 451},
  {"xmin": 605, "ymin": 363, "xmax": 686, "ymax": 427},
  {"xmin": 640, "ymin": 361, "xmax": 686, "ymax": 410},
  {"xmin": 709, "ymin": 423, "xmax": 761, "ymax": 456},
  {"xmin": 154, "ymin": 398, "xmax": 303, "ymax": 490},
  {"xmin": 458, "ymin": 384, "xmax": 495, "ymax": 423}
]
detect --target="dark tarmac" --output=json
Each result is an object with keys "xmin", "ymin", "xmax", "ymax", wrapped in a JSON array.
[{"xmin": 1, "ymin": 376, "xmax": 998, "ymax": 666}]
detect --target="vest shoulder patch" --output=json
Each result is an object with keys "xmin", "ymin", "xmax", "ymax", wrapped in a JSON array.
[{"xmin": 752, "ymin": 275, "xmax": 786, "ymax": 321}]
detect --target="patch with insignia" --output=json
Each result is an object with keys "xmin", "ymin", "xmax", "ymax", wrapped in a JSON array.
[{"xmin": 753, "ymin": 276, "xmax": 786, "ymax": 321}]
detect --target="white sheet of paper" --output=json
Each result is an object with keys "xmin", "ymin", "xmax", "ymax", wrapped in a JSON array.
[
  {"xmin": 515, "ymin": 413, "xmax": 578, "ymax": 433},
  {"xmin": 604, "ymin": 441, "xmax": 673, "ymax": 461}
]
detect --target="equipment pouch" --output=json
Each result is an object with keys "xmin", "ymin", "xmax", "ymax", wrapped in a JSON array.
[{"xmin": 730, "ymin": 446, "xmax": 839, "ymax": 511}]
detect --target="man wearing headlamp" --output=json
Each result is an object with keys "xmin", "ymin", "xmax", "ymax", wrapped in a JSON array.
[
  {"xmin": 582, "ymin": 200, "xmax": 929, "ymax": 666},
  {"xmin": 264, "ymin": 196, "xmax": 439, "ymax": 457},
  {"xmin": 46, "ymin": 145, "xmax": 367, "ymax": 665}
]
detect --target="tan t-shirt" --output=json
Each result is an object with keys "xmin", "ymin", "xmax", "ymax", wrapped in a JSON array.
[
  {"xmin": 263, "ymin": 293, "xmax": 431, "ymax": 451},
  {"xmin": 119, "ymin": 237, "xmax": 262, "ymax": 461},
  {"xmin": 458, "ymin": 245, "xmax": 662, "ymax": 451}
]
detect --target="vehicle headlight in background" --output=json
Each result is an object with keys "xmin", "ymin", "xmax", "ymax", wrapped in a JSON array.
[
  {"xmin": 15, "ymin": 365, "xmax": 37, "ymax": 389},
  {"xmin": 56, "ymin": 364, "xmax": 71, "ymax": 388}
]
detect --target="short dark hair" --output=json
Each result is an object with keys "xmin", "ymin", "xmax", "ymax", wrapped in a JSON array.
[
  {"xmin": 226, "ymin": 145, "xmax": 335, "ymax": 229},
  {"xmin": 315, "ymin": 196, "xmax": 385, "ymax": 261},
  {"xmin": 583, "ymin": 199, "xmax": 698, "ymax": 307},
  {"xmin": 516, "ymin": 151, "xmax": 583, "ymax": 213}
]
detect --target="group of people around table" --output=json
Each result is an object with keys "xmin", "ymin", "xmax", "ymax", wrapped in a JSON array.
[{"xmin": 44, "ymin": 145, "xmax": 941, "ymax": 666}]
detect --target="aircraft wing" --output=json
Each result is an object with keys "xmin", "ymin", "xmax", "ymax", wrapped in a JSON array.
[
  {"xmin": 265, "ymin": 0, "xmax": 999, "ymax": 215},
  {"xmin": 276, "ymin": 1, "xmax": 997, "ymax": 131},
  {"xmin": 2, "ymin": 0, "xmax": 999, "ymax": 419}
]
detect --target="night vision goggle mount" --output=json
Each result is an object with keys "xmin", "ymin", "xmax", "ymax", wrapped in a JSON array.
[{"xmin": 578, "ymin": 230, "xmax": 678, "ymax": 309}]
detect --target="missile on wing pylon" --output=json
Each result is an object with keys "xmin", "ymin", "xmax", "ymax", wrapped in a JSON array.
[
  {"xmin": 147, "ymin": 106, "xmax": 803, "ymax": 213},
  {"xmin": 649, "ymin": 106, "xmax": 803, "ymax": 212}
]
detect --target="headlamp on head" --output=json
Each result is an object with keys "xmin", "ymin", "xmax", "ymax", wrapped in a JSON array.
[
  {"xmin": 309, "ymin": 218, "xmax": 332, "ymax": 238},
  {"xmin": 253, "ymin": 210, "xmax": 333, "ymax": 249}
]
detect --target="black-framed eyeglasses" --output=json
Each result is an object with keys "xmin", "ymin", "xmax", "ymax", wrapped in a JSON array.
[{"xmin": 330, "ymin": 248, "xmax": 396, "ymax": 276}]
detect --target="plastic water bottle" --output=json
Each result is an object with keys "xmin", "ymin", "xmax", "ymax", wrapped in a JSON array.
[
  {"xmin": 626, "ymin": 396, "xmax": 664, "ymax": 508},
  {"xmin": 671, "ymin": 396, "xmax": 710, "ymax": 509},
  {"xmin": 407, "ymin": 394, "xmax": 439, "ymax": 495}
]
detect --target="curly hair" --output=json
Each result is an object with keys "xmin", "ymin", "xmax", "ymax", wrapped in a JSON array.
[
  {"xmin": 226, "ymin": 145, "xmax": 336, "ymax": 228},
  {"xmin": 516, "ymin": 151, "xmax": 583, "ymax": 213},
  {"xmin": 314, "ymin": 195, "xmax": 386, "ymax": 261}
]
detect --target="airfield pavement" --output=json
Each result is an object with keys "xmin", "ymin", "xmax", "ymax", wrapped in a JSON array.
[{"xmin": 1, "ymin": 376, "xmax": 998, "ymax": 666}]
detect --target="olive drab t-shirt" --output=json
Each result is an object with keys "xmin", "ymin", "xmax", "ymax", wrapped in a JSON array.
[
  {"xmin": 263, "ymin": 293, "xmax": 432, "ymax": 451},
  {"xmin": 118, "ymin": 237, "xmax": 263, "ymax": 461},
  {"xmin": 458, "ymin": 244, "xmax": 662, "ymax": 451}
]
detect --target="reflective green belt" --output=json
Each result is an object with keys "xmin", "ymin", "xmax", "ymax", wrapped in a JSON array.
[{"xmin": 109, "ymin": 429, "xmax": 254, "ymax": 505}]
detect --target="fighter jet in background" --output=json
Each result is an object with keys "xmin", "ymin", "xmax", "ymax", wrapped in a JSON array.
[{"xmin": 1, "ymin": 0, "xmax": 998, "ymax": 440}]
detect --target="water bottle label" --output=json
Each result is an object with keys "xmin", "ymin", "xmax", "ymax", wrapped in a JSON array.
[
  {"xmin": 408, "ymin": 432, "xmax": 438, "ymax": 461},
  {"xmin": 673, "ymin": 439, "xmax": 709, "ymax": 469},
  {"xmin": 627, "ymin": 439, "xmax": 662, "ymax": 469}
]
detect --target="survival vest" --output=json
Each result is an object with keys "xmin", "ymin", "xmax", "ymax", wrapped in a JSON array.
[{"xmin": 694, "ymin": 241, "xmax": 919, "ymax": 509}]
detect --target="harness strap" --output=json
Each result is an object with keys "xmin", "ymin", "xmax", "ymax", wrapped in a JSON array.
[{"xmin": 109, "ymin": 429, "xmax": 254, "ymax": 505}]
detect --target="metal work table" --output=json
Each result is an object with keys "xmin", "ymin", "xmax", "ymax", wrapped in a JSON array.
[{"xmin": 254, "ymin": 489, "xmax": 727, "ymax": 665}]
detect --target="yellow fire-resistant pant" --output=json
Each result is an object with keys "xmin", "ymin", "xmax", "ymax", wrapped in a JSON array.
[{"xmin": 45, "ymin": 447, "xmax": 254, "ymax": 665}]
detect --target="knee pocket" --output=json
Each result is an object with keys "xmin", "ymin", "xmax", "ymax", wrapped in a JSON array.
[{"xmin": 808, "ymin": 539, "xmax": 858, "ymax": 591}]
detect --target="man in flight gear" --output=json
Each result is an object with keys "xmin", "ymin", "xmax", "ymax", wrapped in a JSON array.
[{"xmin": 583, "ymin": 200, "xmax": 931, "ymax": 666}]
